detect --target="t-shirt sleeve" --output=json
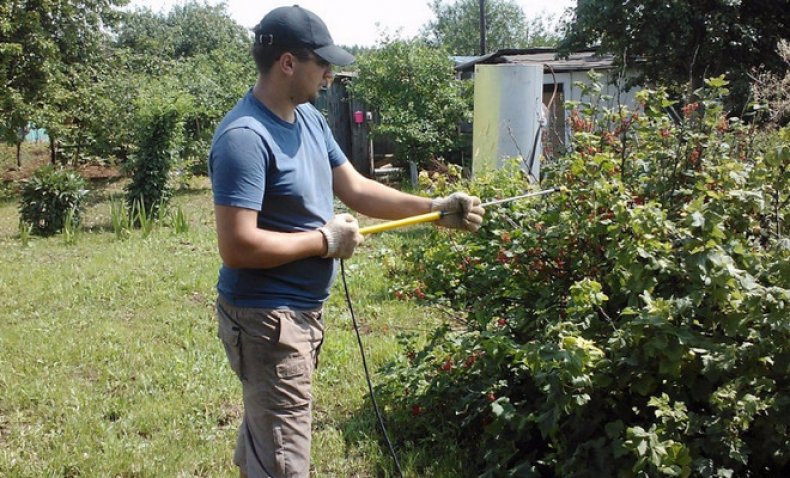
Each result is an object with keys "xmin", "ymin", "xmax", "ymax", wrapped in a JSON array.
[
  {"xmin": 210, "ymin": 127, "xmax": 269, "ymax": 211},
  {"xmin": 326, "ymin": 131, "xmax": 347, "ymax": 169}
]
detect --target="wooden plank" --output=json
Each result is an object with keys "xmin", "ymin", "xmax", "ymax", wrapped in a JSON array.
[
  {"xmin": 316, "ymin": 80, "xmax": 352, "ymax": 158},
  {"xmin": 542, "ymin": 86, "xmax": 566, "ymax": 159}
]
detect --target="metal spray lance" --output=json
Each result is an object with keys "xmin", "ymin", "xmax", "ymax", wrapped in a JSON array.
[{"xmin": 359, "ymin": 187, "xmax": 559, "ymax": 235}]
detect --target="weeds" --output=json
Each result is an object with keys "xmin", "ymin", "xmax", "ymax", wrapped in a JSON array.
[
  {"xmin": 110, "ymin": 198, "xmax": 131, "ymax": 240},
  {"xmin": 132, "ymin": 198, "xmax": 155, "ymax": 238},
  {"xmin": 169, "ymin": 205, "xmax": 189, "ymax": 234},
  {"xmin": 62, "ymin": 208, "xmax": 80, "ymax": 245},
  {"xmin": 18, "ymin": 220, "xmax": 32, "ymax": 246}
]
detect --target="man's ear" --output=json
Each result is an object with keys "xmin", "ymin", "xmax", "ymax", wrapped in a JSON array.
[{"xmin": 279, "ymin": 52, "xmax": 296, "ymax": 76}]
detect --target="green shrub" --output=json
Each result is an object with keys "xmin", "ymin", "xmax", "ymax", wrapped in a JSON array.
[
  {"xmin": 380, "ymin": 77, "xmax": 789, "ymax": 477},
  {"xmin": 18, "ymin": 166, "xmax": 88, "ymax": 236},
  {"xmin": 0, "ymin": 179, "xmax": 17, "ymax": 202},
  {"xmin": 125, "ymin": 85, "xmax": 192, "ymax": 222}
]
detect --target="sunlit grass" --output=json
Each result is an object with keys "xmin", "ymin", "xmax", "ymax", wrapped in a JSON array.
[{"xmin": 0, "ymin": 178, "xmax": 466, "ymax": 477}]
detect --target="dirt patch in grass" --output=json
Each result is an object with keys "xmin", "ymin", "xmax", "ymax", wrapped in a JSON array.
[
  {"xmin": 216, "ymin": 402, "xmax": 242, "ymax": 429},
  {"xmin": 1, "ymin": 143, "xmax": 123, "ymax": 184}
]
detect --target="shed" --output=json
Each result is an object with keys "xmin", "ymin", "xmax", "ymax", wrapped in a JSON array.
[
  {"xmin": 455, "ymin": 48, "xmax": 642, "ymax": 156},
  {"xmin": 314, "ymin": 72, "xmax": 374, "ymax": 177}
]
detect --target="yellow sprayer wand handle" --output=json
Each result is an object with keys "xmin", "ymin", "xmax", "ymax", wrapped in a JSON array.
[
  {"xmin": 359, "ymin": 211, "xmax": 442, "ymax": 235},
  {"xmin": 358, "ymin": 188, "xmax": 559, "ymax": 236}
]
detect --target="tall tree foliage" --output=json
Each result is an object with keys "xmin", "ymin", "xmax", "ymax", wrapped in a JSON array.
[
  {"xmin": 559, "ymin": 0, "xmax": 790, "ymax": 108},
  {"xmin": 113, "ymin": 3, "xmax": 250, "ymax": 68},
  {"xmin": 113, "ymin": 7, "xmax": 178, "ymax": 71},
  {"xmin": 422, "ymin": 0, "xmax": 561, "ymax": 55},
  {"xmin": 0, "ymin": 1, "xmax": 50, "ymax": 152},
  {"xmin": 1, "ymin": 1, "xmax": 252, "ymax": 168},
  {"xmin": 110, "ymin": 3, "xmax": 253, "ymax": 173},
  {"xmin": 0, "ymin": 0, "xmax": 128, "ymax": 164}
]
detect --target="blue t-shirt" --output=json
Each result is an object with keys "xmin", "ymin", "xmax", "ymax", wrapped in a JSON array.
[{"xmin": 209, "ymin": 90, "xmax": 347, "ymax": 309}]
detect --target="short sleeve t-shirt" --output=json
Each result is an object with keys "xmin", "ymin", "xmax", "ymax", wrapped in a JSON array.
[{"xmin": 209, "ymin": 90, "xmax": 347, "ymax": 310}]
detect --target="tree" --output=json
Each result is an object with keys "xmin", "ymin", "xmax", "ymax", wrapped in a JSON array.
[
  {"xmin": 350, "ymin": 38, "xmax": 471, "ymax": 168},
  {"xmin": 125, "ymin": 80, "xmax": 192, "ymax": 221},
  {"xmin": 752, "ymin": 40, "xmax": 790, "ymax": 126},
  {"xmin": 114, "ymin": 3, "xmax": 250, "ymax": 66},
  {"xmin": 422, "ymin": 0, "xmax": 561, "ymax": 55},
  {"xmin": 112, "ymin": 7, "xmax": 178, "ymax": 72},
  {"xmin": 166, "ymin": 2, "xmax": 250, "ymax": 59},
  {"xmin": 559, "ymin": 0, "xmax": 790, "ymax": 109},
  {"xmin": 0, "ymin": 0, "xmax": 128, "ymax": 165},
  {"xmin": 161, "ymin": 3, "xmax": 253, "ymax": 174},
  {"xmin": 0, "ymin": 1, "xmax": 58, "ymax": 162},
  {"xmin": 110, "ymin": 3, "xmax": 253, "ymax": 173}
]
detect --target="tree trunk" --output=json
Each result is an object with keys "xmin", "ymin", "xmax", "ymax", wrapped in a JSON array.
[
  {"xmin": 74, "ymin": 140, "xmax": 81, "ymax": 167},
  {"xmin": 16, "ymin": 141, "xmax": 22, "ymax": 168},
  {"xmin": 687, "ymin": 43, "xmax": 701, "ymax": 102},
  {"xmin": 50, "ymin": 138, "xmax": 58, "ymax": 165},
  {"xmin": 686, "ymin": 9, "xmax": 706, "ymax": 103}
]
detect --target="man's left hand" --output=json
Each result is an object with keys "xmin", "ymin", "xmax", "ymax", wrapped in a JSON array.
[{"xmin": 431, "ymin": 192, "xmax": 485, "ymax": 232}]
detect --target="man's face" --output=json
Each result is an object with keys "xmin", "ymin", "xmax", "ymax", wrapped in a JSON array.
[{"xmin": 293, "ymin": 52, "xmax": 334, "ymax": 104}]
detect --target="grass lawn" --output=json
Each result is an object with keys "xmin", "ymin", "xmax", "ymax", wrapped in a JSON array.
[{"xmin": 0, "ymin": 173, "xmax": 466, "ymax": 477}]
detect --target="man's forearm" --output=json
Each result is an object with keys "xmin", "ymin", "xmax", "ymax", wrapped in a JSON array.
[
  {"xmin": 219, "ymin": 227, "xmax": 327, "ymax": 269},
  {"xmin": 215, "ymin": 205, "xmax": 328, "ymax": 269},
  {"xmin": 341, "ymin": 175, "xmax": 432, "ymax": 220}
]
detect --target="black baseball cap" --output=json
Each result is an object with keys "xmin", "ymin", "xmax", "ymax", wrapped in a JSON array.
[{"xmin": 253, "ymin": 5, "xmax": 355, "ymax": 67}]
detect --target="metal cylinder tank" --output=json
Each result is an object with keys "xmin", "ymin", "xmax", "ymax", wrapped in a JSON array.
[{"xmin": 472, "ymin": 64, "xmax": 543, "ymax": 181}]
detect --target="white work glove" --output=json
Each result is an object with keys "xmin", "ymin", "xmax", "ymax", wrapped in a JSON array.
[
  {"xmin": 430, "ymin": 192, "xmax": 485, "ymax": 232},
  {"xmin": 318, "ymin": 213, "xmax": 364, "ymax": 259}
]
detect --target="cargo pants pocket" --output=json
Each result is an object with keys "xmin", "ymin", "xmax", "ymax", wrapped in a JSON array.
[
  {"xmin": 273, "ymin": 425, "xmax": 286, "ymax": 475},
  {"xmin": 217, "ymin": 307, "xmax": 244, "ymax": 380}
]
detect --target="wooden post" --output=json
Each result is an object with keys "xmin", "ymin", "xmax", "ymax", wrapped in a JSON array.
[
  {"xmin": 408, "ymin": 161, "xmax": 418, "ymax": 188},
  {"xmin": 349, "ymin": 98, "xmax": 372, "ymax": 178}
]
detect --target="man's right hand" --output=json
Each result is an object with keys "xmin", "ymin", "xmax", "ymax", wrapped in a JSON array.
[{"xmin": 318, "ymin": 213, "xmax": 364, "ymax": 259}]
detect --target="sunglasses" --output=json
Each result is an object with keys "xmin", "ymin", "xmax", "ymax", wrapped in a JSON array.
[
  {"xmin": 309, "ymin": 54, "xmax": 332, "ymax": 70},
  {"xmin": 290, "ymin": 50, "xmax": 330, "ymax": 68}
]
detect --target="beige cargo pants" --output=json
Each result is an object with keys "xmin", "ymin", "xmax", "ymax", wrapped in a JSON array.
[{"xmin": 216, "ymin": 297, "xmax": 324, "ymax": 478}]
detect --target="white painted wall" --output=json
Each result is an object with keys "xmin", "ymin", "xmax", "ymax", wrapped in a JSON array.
[
  {"xmin": 547, "ymin": 68, "xmax": 641, "ymax": 110},
  {"xmin": 472, "ymin": 64, "xmax": 544, "ymax": 181}
]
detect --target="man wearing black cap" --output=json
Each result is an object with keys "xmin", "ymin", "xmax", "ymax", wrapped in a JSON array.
[{"xmin": 209, "ymin": 5, "xmax": 484, "ymax": 477}]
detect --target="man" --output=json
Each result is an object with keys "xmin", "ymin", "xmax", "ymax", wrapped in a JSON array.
[{"xmin": 209, "ymin": 6, "xmax": 485, "ymax": 477}]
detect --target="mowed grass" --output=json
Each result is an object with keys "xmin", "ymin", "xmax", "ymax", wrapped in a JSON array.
[{"xmin": 0, "ymin": 177, "xmax": 466, "ymax": 477}]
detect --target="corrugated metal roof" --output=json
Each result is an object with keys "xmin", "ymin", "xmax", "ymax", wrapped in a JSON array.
[
  {"xmin": 455, "ymin": 48, "xmax": 621, "ymax": 73},
  {"xmin": 452, "ymin": 55, "xmax": 480, "ymax": 67}
]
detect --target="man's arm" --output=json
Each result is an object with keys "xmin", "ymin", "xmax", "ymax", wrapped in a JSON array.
[
  {"xmin": 332, "ymin": 162, "xmax": 432, "ymax": 219},
  {"xmin": 214, "ymin": 205, "xmax": 326, "ymax": 269}
]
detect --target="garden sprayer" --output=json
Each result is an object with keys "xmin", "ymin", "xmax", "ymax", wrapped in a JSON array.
[{"xmin": 359, "ymin": 187, "xmax": 560, "ymax": 235}]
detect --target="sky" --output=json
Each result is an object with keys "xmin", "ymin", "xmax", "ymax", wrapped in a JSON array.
[{"xmin": 125, "ymin": 0, "xmax": 577, "ymax": 47}]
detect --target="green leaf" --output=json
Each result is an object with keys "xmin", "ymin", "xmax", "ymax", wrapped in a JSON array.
[
  {"xmin": 605, "ymin": 420, "xmax": 624, "ymax": 439},
  {"xmin": 691, "ymin": 212, "xmax": 705, "ymax": 228}
]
